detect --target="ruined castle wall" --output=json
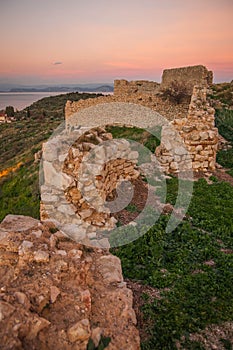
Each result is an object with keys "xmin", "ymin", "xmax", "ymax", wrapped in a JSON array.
[
  {"xmin": 65, "ymin": 93, "xmax": 189, "ymax": 127},
  {"xmin": 161, "ymin": 65, "xmax": 213, "ymax": 94},
  {"xmin": 40, "ymin": 127, "xmax": 139, "ymax": 248},
  {"xmin": 65, "ymin": 65, "xmax": 218, "ymax": 174},
  {"xmin": 114, "ymin": 79, "xmax": 160, "ymax": 96},
  {"xmin": 156, "ymin": 86, "xmax": 218, "ymax": 173}
]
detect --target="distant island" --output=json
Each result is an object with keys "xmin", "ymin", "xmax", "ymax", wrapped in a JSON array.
[{"xmin": 0, "ymin": 84, "xmax": 114, "ymax": 93}]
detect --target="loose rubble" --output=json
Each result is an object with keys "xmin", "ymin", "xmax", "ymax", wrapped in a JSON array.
[{"xmin": 0, "ymin": 214, "xmax": 140, "ymax": 350}]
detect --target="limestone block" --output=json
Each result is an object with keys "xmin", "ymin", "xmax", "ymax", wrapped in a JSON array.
[
  {"xmin": 60, "ymin": 224, "xmax": 86, "ymax": 241},
  {"xmin": 5, "ymin": 217, "xmax": 36, "ymax": 236},
  {"xmin": 98, "ymin": 255, "xmax": 123, "ymax": 284},
  {"xmin": 43, "ymin": 161, "xmax": 73, "ymax": 189},
  {"xmin": 79, "ymin": 209, "xmax": 94, "ymax": 220},
  {"xmin": 194, "ymin": 155, "xmax": 206, "ymax": 162},
  {"xmin": 19, "ymin": 240, "xmax": 34, "ymax": 255},
  {"xmin": 128, "ymin": 151, "xmax": 139, "ymax": 160},
  {"xmin": 27, "ymin": 316, "xmax": 50, "ymax": 340},
  {"xmin": 33, "ymin": 250, "xmax": 50, "ymax": 263},
  {"xmin": 190, "ymin": 132, "xmax": 200, "ymax": 141},
  {"xmin": 200, "ymin": 151, "xmax": 210, "ymax": 157},
  {"xmin": 196, "ymin": 145, "xmax": 203, "ymax": 152},
  {"xmin": 67, "ymin": 319, "xmax": 91, "ymax": 343},
  {"xmin": 193, "ymin": 161, "xmax": 201, "ymax": 169},
  {"xmin": 208, "ymin": 130, "xmax": 217, "ymax": 140},
  {"xmin": 42, "ymin": 141, "xmax": 59, "ymax": 162},
  {"xmin": 170, "ymin": 162, "xmax": 178, "ymax": 170},
  {"xmin": 57, "ymin": 204, "xmax": 76, "ymax": 216},
  {"xmin": 174, "ymin": 155, "xmax": 181, "ymax": 162},
  {"xmin": 200, "ymin": 131, "xmax": 209, "ymax": 140},
  {"xmin": 182, "ymin": 125, "xmax": 196, "ymax": 133},
  {"xmin": 209, "ymin": 160, "xmax": 216, "ymax": 169},
  {"xmin": 41, "ymin": 193, "xmax": 59, "ymax": 203},
  {"xmin": 175, "ymin": 146, "xmax": 187, "ymax": 156}
]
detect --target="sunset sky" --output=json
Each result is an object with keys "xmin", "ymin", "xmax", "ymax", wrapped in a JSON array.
[{"xmin": 0, "ymin": 0, "xmax": 232, "ymax": 85}]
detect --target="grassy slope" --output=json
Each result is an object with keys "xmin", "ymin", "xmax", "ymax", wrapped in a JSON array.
[
  {"xmin": 0, "ymin": 92, "xmax": 101, "ymax": 221},
  {"xmin": 210, "ymin": 82, "xmax": 233, "ymax": 108},
  {"xmin": 109, "ymin": 109, "xmax": 233, "ymax": 349},
  {"xmin": 112, "ymin": 176, "xmax": 233, "ymax": 349},
  {"xmin": 215, "ymin": 108, "xmax": 233, "ymax": 177},
  {"xmin": 0, "ymin": 89, "xmax": 233, "ymax": 349}
]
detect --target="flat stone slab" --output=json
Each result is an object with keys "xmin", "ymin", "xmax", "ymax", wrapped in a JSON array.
[{"xmin": 0, "ymin": 215, "xmax": 39, "ymax": 232}]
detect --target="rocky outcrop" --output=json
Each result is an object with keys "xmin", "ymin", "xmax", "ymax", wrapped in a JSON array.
[{"xmin": 0, "ymin": 214, "xmax": 140, "ymax": 350}]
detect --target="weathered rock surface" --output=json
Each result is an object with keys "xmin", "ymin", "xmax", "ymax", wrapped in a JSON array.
[
  {"xmin": 0, "ymin": 215, "xmax": 140, "ymax": 349},
  {"xmin": 156, "ymin": 86, "xmax": 218, "ymax": 173},
  {"xmin": 41, "ymin": 126, "xmax": 140, "ymax": 247}
]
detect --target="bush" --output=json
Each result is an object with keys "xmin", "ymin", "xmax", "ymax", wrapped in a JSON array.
[{"xmin": 215, "ymin": 109, "xmax": 233, "ymax": 143}]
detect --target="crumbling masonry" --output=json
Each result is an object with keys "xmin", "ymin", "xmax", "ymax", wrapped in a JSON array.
[
  {"xmin": 65, "ymin": 65, "xmax": 218, "ymax": 174},
  {"xmin": 40, "ymin": 65, "xmax": 219, "ymax": 244}
]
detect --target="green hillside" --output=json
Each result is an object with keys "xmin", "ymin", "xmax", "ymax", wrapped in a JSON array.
[
  {"xmin": 0, "ymin": 89, "xmax": 233, "ymax": 349},
  {"xmin": 0, "ymin": 92, "xmax": 102, "ymax": 220}
]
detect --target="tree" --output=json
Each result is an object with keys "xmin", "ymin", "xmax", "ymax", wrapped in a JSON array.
[
  {"xmin": 26, "ymin": 107, "xmax": 30, "ymax": 118},
  {"xmin": 5, "ymin": 106, "xmax": 15, "ymax": 117}
]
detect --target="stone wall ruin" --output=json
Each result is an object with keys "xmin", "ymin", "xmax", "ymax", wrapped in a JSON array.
[
  {"xmin": 161, "ymin": 65, "xmax": 213, "ymax": 94},
  {"xmin": 64, "ymin": 65, "xmax": 218, "ymax": 174},
  {"xmin": 114, "ymin": 79, "xmax": 160, "ymax": 96},
  {"xmin": 37, "ymin": 65, "xmax": 219, "ymax": 349},
  {"xmin": 156, "ymin": 86, "xmax": 218, "ymax": 173},
  {"xmin": 41, "ymin": 65, "xmax": 219, "ymax": 246},
  {"xmin": 40, "ymin": 126, "xmax": 140, "ymax": 248}
]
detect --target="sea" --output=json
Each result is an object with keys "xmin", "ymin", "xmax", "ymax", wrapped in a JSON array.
[
  {"xmin": 0, "ymin": 92, "xmax": 72, "ymax": 111},
  {"xmin": 0, "ymin": 91, "xmax": 113, "ymax": 111}
]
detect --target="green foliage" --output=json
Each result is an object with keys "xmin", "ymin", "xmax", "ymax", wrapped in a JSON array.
[
  {"xmin": 215, "ymin": 109, "xmax": 233, "ymax": 143},
  {"xmin": 106, "ymin": 125, "xmax": 161, "ymax": 164},
  {"xmin": 126, "ymin": 203, "xmax": 138, "ymax": 213},
  {"xmin": 0, "ymin": 92, "xmax": 101, "ymax": 171},
  {"xmin": 217, "ymin": 148, "xmax": 233, "ymax": 169},
  {"xmin": 26, "ymin": 107, "xmax": 30, "ymax": 118},
  {"xmin": 227, "ymin": 169, "xmax": 233, "ymax": 177},
  {"xmin": 49, "ymin": 227, "xmax": 59, "ymax": 234},
  {"xmin": 0, "ymin": 92, "xmax": 102, "ymax": 220},
  {"xmin": 111, "ymin": 176, "xmax": 233, "ymax": 349},
  {"xmin": 1, "ymin": 101, "xmax": 233, "ymax": 349},
  {"xmin": 107, "ymin": 125, "xmax": 145, "ymax": 140},
  {"xmin": 0, "ymin": 160, "xmax": 40, "ymax": 221},
  {"xmin": 220, "ymin": 338, "xmax": 233, "ymax": 350},
  {"xmin": 106, "ymin": 125, "xmax": 161, "ymax": 152},
  {"xmin": 215, "ymin": 109, "xmax": 233, "ymax": 177},
  {"xmin": 211, "ymin": 83, "xmax": 233, "ymax": 107}
]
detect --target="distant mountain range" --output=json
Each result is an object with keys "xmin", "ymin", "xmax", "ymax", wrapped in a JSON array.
[{"xmin": 0, "ymin": 84, "xmax": 114, "ymax": 93}]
